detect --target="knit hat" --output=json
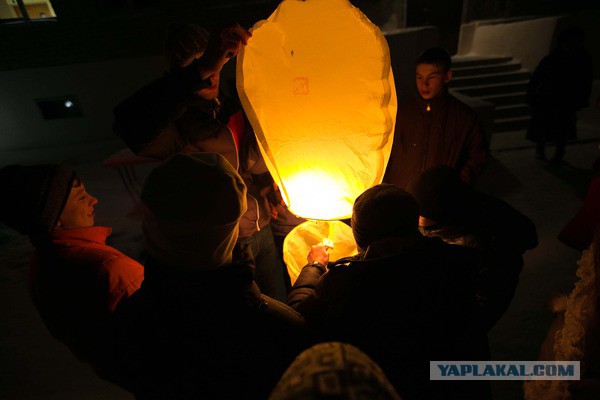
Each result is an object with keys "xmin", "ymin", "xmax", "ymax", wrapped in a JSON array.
[
  {"xmin": 141, "ymin": 152, "xmax": 247, "ymax": 272},
  {"xmin": 269, "ymin": 342, "xmax": 401, "ymax": 400},
  {"xmin": 406, "ymin": 166, "xmax": 475, "ymax": 225},
  {"xmin": 166, "ymin": 23, "xmax": 210, "ymax": 69},
  {"xmin": 351, "ymin": 184, "xmax": 419, "ymax": 250},
  {"xmin": 0, "ymin": 164, "xmax": 76, "ymax": 236}
]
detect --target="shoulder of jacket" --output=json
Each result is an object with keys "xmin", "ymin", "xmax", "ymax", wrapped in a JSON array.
[{"xmin": 448, "ymin": 94, "xmax": 477, "ymax": 115}]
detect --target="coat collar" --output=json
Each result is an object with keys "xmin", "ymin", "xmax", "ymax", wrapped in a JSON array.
[
  {"xmin": 50, "ymin": 226, "xmax": 112, "ymax": 246},
  {"xmin": 415, "ymin": 90, "xmax": 450, "ymax": 112}
]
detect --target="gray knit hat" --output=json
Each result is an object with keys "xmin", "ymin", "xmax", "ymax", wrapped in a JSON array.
[
  {"xmin": 0, "ymin": 164, "xmax": 76, "ymax": 236},
  {"xmin": 352, "ymin": 184, "xmax": 419, "ymax": 249}
]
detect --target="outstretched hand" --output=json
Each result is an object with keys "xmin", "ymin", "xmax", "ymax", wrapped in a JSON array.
[
  {"xmin": 307, "ymin": 244, "xmax": 331, "ymax": 266},
  {"xmin": 196, "ymin": 23, "xmax": 252, "ymax": 80}
]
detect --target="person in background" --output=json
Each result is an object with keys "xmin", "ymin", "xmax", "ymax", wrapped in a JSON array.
[
  {"xmin": 407, "ymin": 166, "xmax": 538, "ymax": 331},
  {"xmin": 0, "ymin": 164, "xmax": 144, "ymax": 383},
  {"xmin": 288, "ymin": 184, "xmax": 489, "ymax": 400},
  {"xmin": 113, "ymin": 153, "xmax": 307, "ymax": 399},
  {"xmin": 526, "ymin": 27, "xmax": 593, "ymax": 164},
  {"xmin": 384, "ymin": 47, "xmax": 488, "ymax": 189},
  {"xmin": 113, "ymin": 23, "xmax": 287, "ymax": 301}
]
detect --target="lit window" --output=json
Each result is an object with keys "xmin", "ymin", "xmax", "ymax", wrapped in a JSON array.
[{"xmin": 0, "ymin": 0, "xmax": 56, "ymax": 22}]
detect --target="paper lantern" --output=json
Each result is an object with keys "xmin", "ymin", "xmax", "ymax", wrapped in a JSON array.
[{"xmin": 237, "ymin": 0, "xmax": 397, "ymax": 281}]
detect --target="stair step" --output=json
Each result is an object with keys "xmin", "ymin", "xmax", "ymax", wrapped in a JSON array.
[
  {"xmin": 452, "ymin": 62, "xmax": 522, "ymax": 77},
  {"xmin": 495, "ymin": 103, "xmax": 532, "ymax": 119},
  {"xmin": 456, "ymin": 80, "xmax": 529, "ymax": 97},
  {"xmin": 493, "ymin": 116, "xmax": 531, "ymax": 133},
  {"xmin": 451, "ymin": 71, "xmax": 531, "ymax": 88},
  {"xmin": 451, "ymin": 56, "xmax": 513, "ymax": 68},
  {"xmin": 480, "ymin": 92, "xmax": 528, "ymax": 106}
]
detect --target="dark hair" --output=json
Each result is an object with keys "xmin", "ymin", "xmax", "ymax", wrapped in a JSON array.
[
  {"xmin": 352, "ymin": 184, "xmax": 419, "ymax": 249},
  {"xmin": 165, "ymin": 23, "xmax": 209, "ymax": 69},
  {"xmin": 416, "ymin": 47, "xmax": 452, "ymax": 72}
]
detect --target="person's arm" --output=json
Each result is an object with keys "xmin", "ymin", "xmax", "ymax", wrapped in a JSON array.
[
  {"xmin": 287, "ymin": 245, "xmax": 329, "ymax": 316},
  {"xmin": 459, "ymin": 116, "xmax": 488, "ymax": 184},
  {"xmin": 113, "ymin": 68, "xmax": 211, "ymax": 155},
  {"xmin": 113, "ymin": 24, "xmax": 251, "ymax": 155}
]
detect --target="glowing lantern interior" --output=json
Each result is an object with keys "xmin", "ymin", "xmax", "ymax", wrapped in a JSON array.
[
  {"xmin": 283, "ymin": 220, "xmax": 357, "ymax": 284},
  {"xmin": 237, "ymin": 0, "xmax": 397, "ymax": 220}
]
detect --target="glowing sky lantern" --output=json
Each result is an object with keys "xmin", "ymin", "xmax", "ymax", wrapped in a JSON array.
[{"xmin": 237, "ymin": 0, "xmax": 397, "ymax": 281}]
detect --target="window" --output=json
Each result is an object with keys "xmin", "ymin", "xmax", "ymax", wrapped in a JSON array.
[{"xmin": 0, "ymin": 0, "xmax": 56, "ymax": 22}]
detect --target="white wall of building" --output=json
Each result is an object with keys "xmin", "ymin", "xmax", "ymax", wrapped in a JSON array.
[{"xmin": 457, "ymin": 16, "xmax": 562, "ymax": 70}]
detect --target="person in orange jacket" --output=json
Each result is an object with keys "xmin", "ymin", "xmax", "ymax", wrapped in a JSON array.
[{"xmin": 0, "ymin": 164, "xmax": 144, "ymax": 382}]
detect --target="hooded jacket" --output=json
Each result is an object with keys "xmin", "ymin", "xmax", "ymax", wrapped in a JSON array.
[
  {"xmin": 111, "ymin": 153, "xmax": 307, "ymax": 398},
  {"xmin": 384, "ymin": 92, "xmax": 488, "ymax": 189}
]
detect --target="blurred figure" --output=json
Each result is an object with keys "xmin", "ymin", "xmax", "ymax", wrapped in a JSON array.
[
  {"xmin": 113, "ymin": 23, "xmax": 287, "ymax": 301},
  {"xmin": 525, "ymin": 228, "xmax": 600, "ymax": 400},
  {"xmin": 113, "ymin": 153, "xmax": 306, "ymax": 399},
  {"xmin": 288, "ymin": 184, "xmax": 490, "ymax": 399},
  {"xmin": 0, "ymin": 165, "xmax": 144, "ymax": 382},
  {"xmin": 527, "ymin": 27, "xmax": 593, "ymax": 164},
  {"xmin": 407, "ymin": 166, "xmax": 538, "ymax": 330},
  {"xmin": 270, "ymin": 342, "xmax": 401, "ymax": 400},
  {"xmin": 384, "ymin": 47, "xmax": 488, "ymax": 189}
]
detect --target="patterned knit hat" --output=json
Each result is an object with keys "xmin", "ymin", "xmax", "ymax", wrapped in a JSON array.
[
  {"xmin": 352, "ymin": 184, "xmax": 419, "ymax": 249},
  {"xmin": 0, "ymin": 164, "xmax": 76, "ymax": 236},
  {"xmin": 166, "ymin": 23, "xmax": 210, "ymax": 69},
  {"xmin": 269, "ymin": 342, "xmax": 402, "ymax": 400}
]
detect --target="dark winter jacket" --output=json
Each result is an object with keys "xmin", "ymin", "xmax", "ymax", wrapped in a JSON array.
[
  {"xmin": 420, "ymin": 193, "xmax": 538, "ymax": 330},
  {"xmin": 113, "ymin": 244, "xmax": 307, "ymax": 399},
  {"xmin": 113, "ymin": 64, "xmax": 271, "ymax": 239},
  {"xmin": 288, "ymin": 235, "xmax": 490, "ymax": 400},
  {"xmin": 383, "ymin": 92, "xmax": 488, "ymax": 189}
]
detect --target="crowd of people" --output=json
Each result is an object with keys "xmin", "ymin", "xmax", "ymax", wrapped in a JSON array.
[{"xmin": 0, "ymin": 20, "xmax": 597, "ymax": 400}]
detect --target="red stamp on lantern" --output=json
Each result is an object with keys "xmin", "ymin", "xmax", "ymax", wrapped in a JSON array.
[{"xmin": 293, "ymin": 77, "xmax": 309, "ymax": 95}]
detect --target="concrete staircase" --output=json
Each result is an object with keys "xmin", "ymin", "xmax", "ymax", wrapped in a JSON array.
[{"xmin": 450, "ymin": 56, "xmax": 532, "ymax": 133}]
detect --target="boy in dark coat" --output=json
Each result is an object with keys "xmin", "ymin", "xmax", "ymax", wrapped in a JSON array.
[
  {"xmin": 384, "ymin": 47, "xmax": 488, "ymax": 189},
  {"xmin": 288, "ymin": 184, "xmax": 489, "ymax": 400},
  {"xmin": 113, "ymin": 153, "xmax": 306, "ymax": 399}
]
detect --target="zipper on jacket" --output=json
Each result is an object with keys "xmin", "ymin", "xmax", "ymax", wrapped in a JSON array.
[
  {"xmin": 223, "ymin": 124, "xmax": 240, "ymax": 172},
  {"xmin": 248, "ymin": 194, "xmax": 261, "ymax": 232},
  {"xmin": 423, "ymin": 102, "xmax": 431, "ymax": 171}
]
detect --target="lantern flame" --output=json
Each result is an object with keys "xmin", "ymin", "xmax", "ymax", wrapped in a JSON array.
[{"xmin": 283, "ymin": 170, "xmax": 354, "ymax": 220}]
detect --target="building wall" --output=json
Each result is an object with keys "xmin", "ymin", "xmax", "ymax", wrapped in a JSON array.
[
  {"xmin": 0, "ymin": 55, "xmax": 165, "ymax": 150},
  {"xmin": 457, "ymin": 16, "xmax": 561, "ymax": 71}
]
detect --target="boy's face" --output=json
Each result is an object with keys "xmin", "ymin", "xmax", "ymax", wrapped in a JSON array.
[
  {"xmin": 57, "ymin": 179, "xmax": 98, "ymax": 229},
  {"xmin": 415, "ymin": 63, "xmax": 452, "ymax": 100}
]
